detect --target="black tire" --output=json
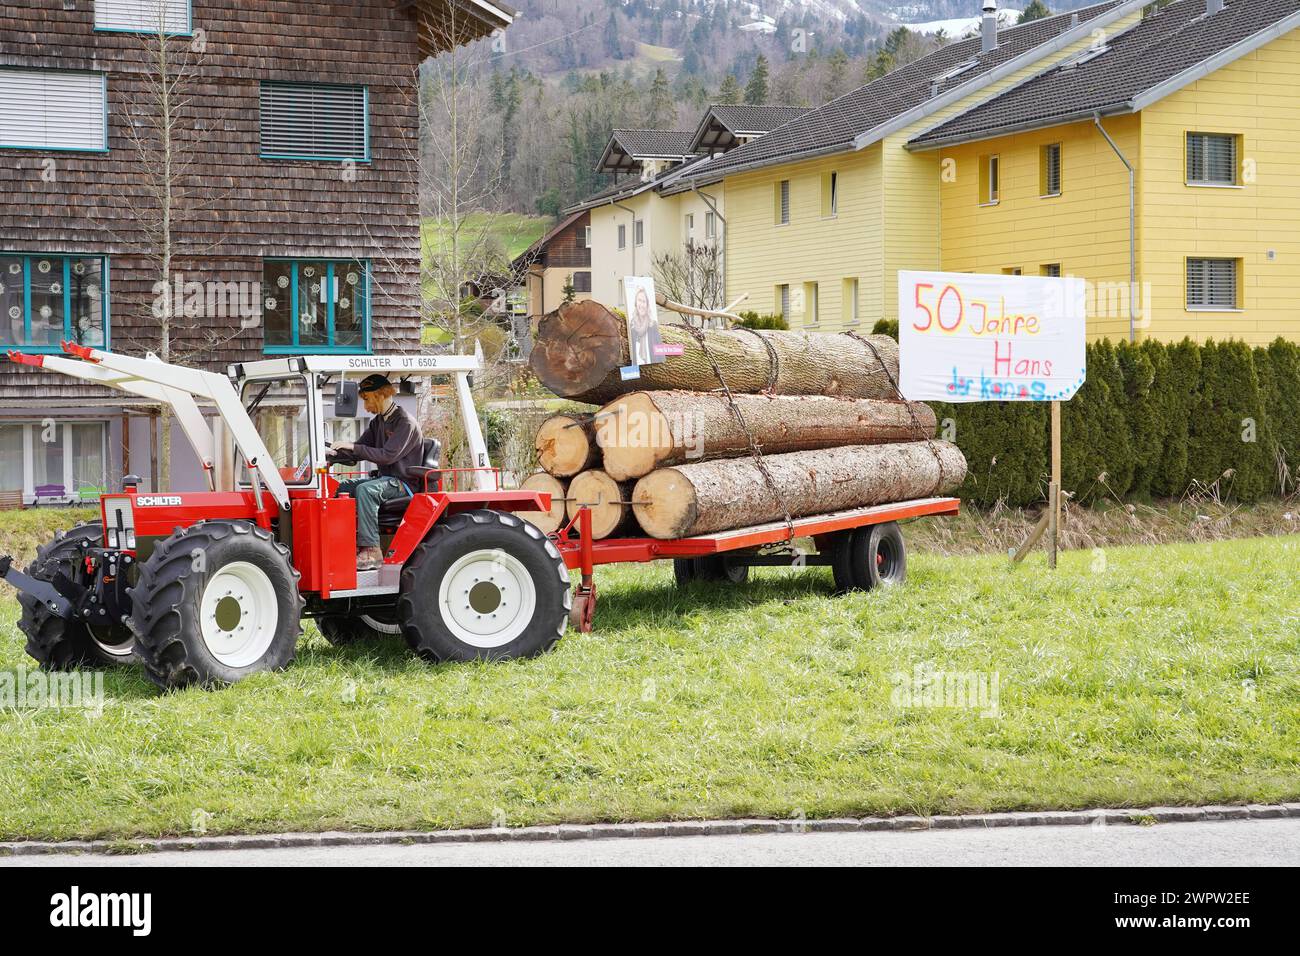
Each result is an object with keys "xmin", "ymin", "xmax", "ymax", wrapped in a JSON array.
[
  {"xmin": 849, "ymin": 522, "xmax": 907, "ymax": 591},
  {"xmin": 317, "ymin": 609, "xmax": 400, "ymax": 646},
  {"xmin": 18, "ymin": 523, "xmax": 135, "ymax": 669},
  {"xmin": 828, "ymin": 531, "xmax": 856, "ymax": 593},
  {"xmin": 672, "ymin": 555, "xmax": 749, "ymax": 586},
  {"xmin": 398, "ymin": 509, "xmax": 571, "ymax": 663},
  {"xmin": 126, "ymin": 521, "xmax": 304, "ymax": 690}
]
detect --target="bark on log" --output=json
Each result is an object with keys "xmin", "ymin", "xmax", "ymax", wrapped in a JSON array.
[
  {"xmin": 529, "ymin": 300, "xmax": 901, "ymax": 405},
  {"xmin": 518, "ymin": 473, "xmax": 567, "ymax": 535},
  {"xmin": 566, "ymin": 469, "xmax": 636, "ymax": 540},
  {"xmin": 631, "ymin": 441, "xmax": 967, "ymax": 540},
  {"xmin": 596, "ymin": 390, "xmax": 937, "ymax": 482},
  {"xmin": 535, "ymin": 414, "xmax": 599, "ymax": 477}
]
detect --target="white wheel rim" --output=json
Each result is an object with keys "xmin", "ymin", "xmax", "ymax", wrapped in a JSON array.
[
  {"xmin": 437, "ymin": 548, "xmax": 537, "ymax": 649},
  {"xmin": 360, "ymin": 614, "xmax": 401, "ymax": 636},
  {"xmin": 89, "ymin": 628, "xmax": 134, "ymax": 660},
  {"xmin": 199, "ymin": 561, "xmax": 280, "ymax": 668}
]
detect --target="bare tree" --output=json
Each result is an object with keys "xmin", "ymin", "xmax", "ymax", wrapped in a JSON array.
[{"xmin": 652, "ymin": 240, "xmax": 725, "ymax": 312}]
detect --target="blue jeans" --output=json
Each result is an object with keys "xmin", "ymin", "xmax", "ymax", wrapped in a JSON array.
[{"xmin": 337, "ymin": 477, "xmax": 408, "ymax": 548}]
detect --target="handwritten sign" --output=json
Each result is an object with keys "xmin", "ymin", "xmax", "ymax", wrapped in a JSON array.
[{"xmin": 898, "ymin": 271, "xmax": 1086, "ymax": 403}]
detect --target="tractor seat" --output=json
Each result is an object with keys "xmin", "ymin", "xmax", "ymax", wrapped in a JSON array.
[{"xmin": 377, "ymin": 438, "xmax": 441, "ymax": 528}]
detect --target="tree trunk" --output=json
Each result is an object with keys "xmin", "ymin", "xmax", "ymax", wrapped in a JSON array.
[
  {"xmin": 566, "ymin": 469, "xmax": 637, "ymax": 540},
  {"xmin": 530, "ymin": 301, "xmax": 901, "ymax": 406},
  {"xmin": 632, "ymin": 441, "xmax": 967, "ymax": 539},
  {"xmin": 519, "ymin": 472, "xmax": 567, "ymax": 535},
  {"xmin": 535, "ymin": 414, "xmax": 599, "ymax": 477},
  {"xmin": 597, "ymin": 390, "xmax": 937, "ymax": 481}
]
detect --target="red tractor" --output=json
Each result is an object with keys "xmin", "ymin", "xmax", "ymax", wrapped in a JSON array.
[{"xmin": 2, "ymin": 343, "xmax": 570, "ymax": 689}]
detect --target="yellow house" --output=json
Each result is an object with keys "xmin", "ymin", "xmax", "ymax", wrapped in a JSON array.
[
  {"xmin": 909, "ymin": 0, "xmax": 1300, "ymax": 344},
  {"xmin": 680, "ymin": 0, "xmax": 1157, "ymax": 329}
]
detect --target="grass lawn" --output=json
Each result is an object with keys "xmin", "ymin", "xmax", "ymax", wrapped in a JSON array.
[
  {"xmin": 1, "ymin": 532, "xmax": 1297, "ymax": 842},
  {"xmin": 422, "ymin": 213, "xmax": 551, "ymax": 263}
]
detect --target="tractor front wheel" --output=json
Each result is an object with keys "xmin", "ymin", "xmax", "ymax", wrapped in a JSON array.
[
  {"xmin": 127, "ymin": 521, "xmax": 304, "ymax": 690},
  {"xmin": 19, "ymin": 523, "xmax": 135, "ymax": 669},
  {"xmin": 398, "ymin": 509, "xmax": 571, "ymax": 663}
]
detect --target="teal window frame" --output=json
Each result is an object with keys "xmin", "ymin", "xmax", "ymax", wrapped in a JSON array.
[
  {"xmin": 0, "ymin": 253, "xmax": 111, "ymax": 354},
  {"xmin": 0, "ymin": 69, "xmax": 109, "ymax": 154},
  {"xmin": 261, "ymin": 258, "xmax": 371, "ymax": 355},
  {"xmin": 92, "ymin": 0, "xmax": 194, "ymax": 37},
  {"xmin": 259, "ymin": 82, "xmax": 370, "ymax": 164}
]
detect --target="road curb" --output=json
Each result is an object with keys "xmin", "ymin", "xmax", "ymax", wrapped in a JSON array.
[{"xmin": 3, "ymin": 803, "xmax": 1298, "ymax": 858}]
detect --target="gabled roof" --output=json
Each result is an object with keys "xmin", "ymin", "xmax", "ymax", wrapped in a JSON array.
[
  {"xmin": 411, "ymin": 0, "xmax": 515, "ymax": 57},
  {"xmin": 679, "ymin": 0, "xmax": 1143, "ymax": 183},
  {"xmin": 689, "ymin": 104, "xmax": 810, "ymax": 153},
  {"xmin": 565, "ymin": 153, "xmax": 715, "ymax": 214},
  {"xmin": 511, "ymin": 209, "xmax": 588, "ymax": 271},
  {"xmin": 908, "ymin": 0, "xmax": 1300, "ymax": 148},
  {"xmin": 596, "ymin": 129, "xmax": 698, "ymax": 173}
]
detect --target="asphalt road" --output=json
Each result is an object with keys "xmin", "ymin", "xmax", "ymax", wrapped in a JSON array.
[{"xmin": 7, "ymin": 818, "xmax": 1298, "ymax": 866}]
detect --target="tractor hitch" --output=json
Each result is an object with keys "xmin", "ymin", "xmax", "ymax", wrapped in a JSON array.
[{"xmin": 0, "ymin": 554, "xmax": 75, "ymax": 619}]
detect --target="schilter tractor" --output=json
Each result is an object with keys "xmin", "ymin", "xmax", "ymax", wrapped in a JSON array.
[{"xmin": 2, "ymin": 342, "xmax": 570, "ymax": 690}]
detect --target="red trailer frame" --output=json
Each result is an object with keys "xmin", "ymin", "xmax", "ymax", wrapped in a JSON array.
[{"xmin": 552, "ymin": 496, "xmax": 960, "ymax": 631}]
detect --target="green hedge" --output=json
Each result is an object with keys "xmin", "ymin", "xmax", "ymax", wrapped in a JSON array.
[{"xmin": 868, "ymin": 320, "xmax": 1295, "ymax": 506}]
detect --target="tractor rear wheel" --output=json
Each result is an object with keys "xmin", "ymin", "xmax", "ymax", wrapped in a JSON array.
[
  {"xmin": 19, "ymin": 523, "xmax": 135, "ymax": 669},
  {"xmin": 127, "ymin": 521, "xmax": 303, "ymax": 690},
  {"xmin": 317, "ymin": 609, "xmax": 400, "ymax": 646},
  {"xmin": 398, "ymin": 509, "xmax": 571, "ymax": 663}
]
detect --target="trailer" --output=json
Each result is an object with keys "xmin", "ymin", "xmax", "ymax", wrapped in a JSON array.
[{"xmin": 552, "ymin": 497, "xmax": 960, "ymax": 631}]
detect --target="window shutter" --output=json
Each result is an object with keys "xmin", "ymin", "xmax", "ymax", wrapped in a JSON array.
[
  {"xmin": 1186, "ymin": 133, "xmax": 1236, "ymax": 184},
  {"xmin": 780, "ymin": 180, "xmax": 790, "ymax": 223},
  {"xmin": 1187, "ymin": 258, "xmax": 1237, "ymax": 309},
  {"xmin": 0, "ymin": 70, "xmax": 106, "ymax": 151},
  {"xmin": 260, "ymin": 83, "xmax": 367, "ymax": 160},
  {"xmin": 95, "ymin": 0, "xmax": 190, "ymax": 33}
]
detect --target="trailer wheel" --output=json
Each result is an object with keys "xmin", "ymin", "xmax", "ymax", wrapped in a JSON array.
[
  {"xmin": 127, "ymin": 521, "xmax": 304, "ymax": 690},
  {"xmin": 18, "ymin": 523, "xmax": 135, "ymax": 670},
  {"xmin": 398, "ymin": 509, "xmax": 571, "ymax": 663},
  {"xmin": 672, "ymin": 556, "xmax": 749, "ymax": 586},
  {"xmin": 831, "ymin": 523, "xmax": 907, "ymax": 592},
  {"xmin": 317, "ymin": 610, "xmax": 400, "ymax": 646}
]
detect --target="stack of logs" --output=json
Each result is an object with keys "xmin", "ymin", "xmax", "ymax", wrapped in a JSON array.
[{"xmin": 520, "ymin": 301, "xmax": 967, "ymax": 541}]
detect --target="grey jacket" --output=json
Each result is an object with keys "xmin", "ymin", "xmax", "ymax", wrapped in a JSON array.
[{"xmin": 347, "ymin": 403, "xmax": 424, "ymax": 483}]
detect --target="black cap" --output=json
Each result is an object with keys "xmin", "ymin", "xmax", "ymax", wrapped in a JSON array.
[{"xmin": 357, "ymin": 373, "xmax": 392, "ymax": 394}]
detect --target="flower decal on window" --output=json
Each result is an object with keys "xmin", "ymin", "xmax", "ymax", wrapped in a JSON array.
[
  {"xmin": 346, "ymin": 272, "xmax": 359, "ymax": 285},
  {"xmin": 338, "ymin": 298, "xmax": 351, "ymax": 311},
  {"xmin": 50, "ymin": 282, "xmax": 62, "ymax": 295},
  {"xmin": 277, "ymin": 275, "xmax": 290, "ymax": 289},
  {"xmin": 7, "ymin": 306, "xmax": 19, "ymax": 321},
  {"xmin": 265, "ymin": 297, "xmax": 277, "ymax": 311},
  {"xmin": 7, "ymin": 263, "xmax": 20, "ymax": 276},
  {"xmin": 39, "ymin": 305, "xmax": 53, "ymax": 320},
  {"xmin": 73, "ymin": 262, "xmax": 86, "ymax": 276},
  {"xmin": 37, "ymin": 260, "xmax": 52, "ymax": 274},
  {"xmin": 303, "ymin": 266, "xmax": 316, "ymax": 278},
  {"xmin": 300, "ymin": 312, "xmax": 316, "ymax": 327}
]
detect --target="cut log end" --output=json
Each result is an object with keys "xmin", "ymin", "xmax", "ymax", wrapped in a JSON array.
[
  {"xmin": 631, "ymin": 467, "xmax": 698, "ymax": 540},
  {"xmin": 595, "ymin": 392, "xmax": 675, "ymax": 482},
  {"xmin": 529, "ymin": 300, "xmax": 625, "ymax": 398},
  {"xmin": 566, "ymin": 469, "xmax": 633, "ymax": 540},
  {"xmin": 518, "ymin": 473, "xmax": 567, "ymax": 535},
  {"xmin": 536, "ymin": 414, "xmax": 597, "ymax": 477}
]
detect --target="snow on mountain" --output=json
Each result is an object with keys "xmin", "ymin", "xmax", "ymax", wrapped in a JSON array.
[{"xmin": 901, "ymin": 7, "xmax": 1021, "ymax": 35}]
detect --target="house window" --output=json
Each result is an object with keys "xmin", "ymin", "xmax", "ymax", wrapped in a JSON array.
[
  {"xmin": 1186, "ymin": 132, "xmax": 1238, "ymax": 186},
  {"xmin": 980, "ymin": 155, "xmax": 1000, "ymax": 204},
  {"xmin": 685, "ymin": 213, "xmax": 694, "ymax": 234},
  {"xmin": 803, "ymin": 282, "xmax": 818, "ymax": 325},
  {"xmin": 776, "ymin": 284, "xmax": 790, "ymax": 317},
  {"xmin": 1041, "ymin": 263, "xmax": 1062, "ymax": 277},
  {"xmin": 1186, "ymin": 257, "xmax": 1239, "ymax": 310},
  {"xmin": 260, "ymin": 82, "xmax": 368, "ymax": 162},
  {"xmin": 842, "ymin": 277, "xmax": 859, "ymax": 325},
  {"xmin": 262, "ymin": 259, "xmax": 369, "ymax": 352},
  {"xmin": 775, "ymin": 180, "xmax": 790, "ymax": 224},
  {"xmin": 571, "ymin": 271, "xmax": 591, "ymax": 294},
  {"xmin": 0, "ymin": 420, "xmax": 108, "ymax": 504},
  {"xmin": 822, "ymin": 171, "xmax": 839, "ymax": 217},
  {"xmin": 634, "ymin": 219, "xmax": 644, "ymax": 247},
  {"xmin": 0, "ymin": 254, "xmax": 109, "ymax": 351},
  {"xmin": 0, "ymin": 70, "xmax": 107, "ymax": 152},
  {"xmin": 617, "ymin": 224, "xmax": 626, "ymax": 250},
  {"xmin": 1040, "ymin": 143, "xmax": 1062, "ymax": 196},
  {"xmin": 705, "ymin": 211, "xmax": 717, "ymax": 239},
  {"xmin": 95, "ymin": 0, "xmax": 192, "ymax": 34},
  {"xmin": 581, "ymin": 226, "xmax": 591, "ymax": 249},
  {"xmin": 1002, "ymin": 267, "xmax": 1023, "ymax": 276}
]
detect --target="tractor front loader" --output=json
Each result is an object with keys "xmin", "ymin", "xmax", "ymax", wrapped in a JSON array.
[{"xmin": 2, "ymin": 342, "xmax": 571, "ymax": 690}]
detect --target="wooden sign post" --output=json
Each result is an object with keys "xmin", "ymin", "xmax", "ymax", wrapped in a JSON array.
[{"xmin": 1011, "ymin": 400, "xmax": 1062, "ymax": 566}]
